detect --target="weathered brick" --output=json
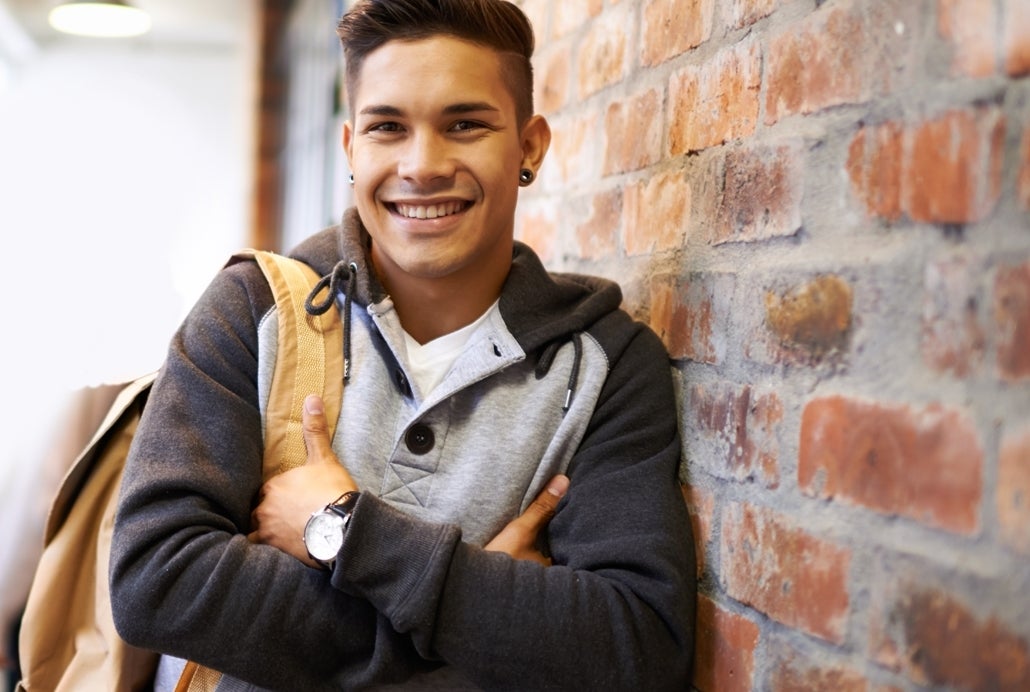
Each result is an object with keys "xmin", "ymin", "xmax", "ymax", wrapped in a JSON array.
[
  {"xmin": 938, "ymin": 0, "xmax": 998, "ymax": 77},
  {"xmin": 999, "ymin": 426, "xmax": 1030, "ymax": 555},
  {"xmin": 995, "ymin": 262, "xmax": 1030, "ymax": 380},
  {"xmin": 641, "ymin": 0, "xmax": 715, "ymax": 66},
  {"xmin": 1005, "ymin": 0, "xmax": 1030, "ymax": 76},
  {"xmin": 681, "ymin": 483, "xmax": 715, "ymax": 577},
  {"xmin": 514, "ymin": 204, "xmax": 558, "ymax": 264},
  {"xmin": 686, "ymin": 382, "xmax": 781, "ymax": 487},
  {"xmin": 769, "ymin": 655, "xmax": 867, "ymax": 692},
  {"xmin": 550, "ymin": 0, "xmax": 603, "ymax": 39},
  {"xmin": 921, "ymin": 255, "xmax": 986, "ymax": 377},
  {"xmin": 847, "ymin": 121, "xmax": 904, "ymax": 222},
  {"xmin": 903, "ymin": 106, "xmax": 1005, "ymax": 224},
  {"xmin": 603, "ymin": 88, "xmax": 663, "ymax": 175},
  {"xmin": 870, "ymin": 583, "xmax": 1030, "ymax": 689},
  {"xmin": 723, "ymin": 0, "xmax": 778, "ymax": 31},
  {"xmin": 799, "ymin": 396, "xmax": 983, "ymax": 534},
  {"xmin": 764, "ymin": 275, "xmax": 852, "ymax": 359},
  {"xmin": 650, "ymin": 272, "xmax": 734, "ymax": 363},
  {"xmin": 574, "ymin": 189, "xmax": 621, "ymax": 261},
  {"xmin": 694, "ymin": 595, "xmax": 759, "ymax": 692},
  {"xmin": 547, "ymin": 114, "xmax": 599, "ymax": 187},
  {"xmin": 765, "ymin": 0, "xmax": 915, "ymax": 124},
  {"xmin": 535, "ymin": 45, "xmax": 570, "ymax": 114},
  {"xmin": 576, "ymin": 7, "xmax": 630, "ymax": 98},
  {"xmin": 700, "ymin": 143, "xmax": 804, "ymax": 245},
  {"xmin": 721, "ymin": 503, "xmax": 851, "ymax": 643},
  {"xmin": 668, "ymin": 38, "xmax": 760, "ymax": 154},
  {"xmin": 623, "ymin": 169, "xmax": 689, "ymax": 255}
]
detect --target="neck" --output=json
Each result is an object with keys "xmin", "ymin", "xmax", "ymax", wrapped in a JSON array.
[{"xmin": 373, "ymin": 251, "xmax": 511, "ymax": 345}]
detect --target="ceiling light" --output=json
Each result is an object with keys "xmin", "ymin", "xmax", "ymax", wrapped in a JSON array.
[{"xmin": 48, "ymin": 1, "xmax": 152, "ymax": 38}]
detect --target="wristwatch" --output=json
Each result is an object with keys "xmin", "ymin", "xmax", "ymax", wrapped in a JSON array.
[{"xmin": 303, "ymin": 491, "xmax": 360, "ymax": 569}]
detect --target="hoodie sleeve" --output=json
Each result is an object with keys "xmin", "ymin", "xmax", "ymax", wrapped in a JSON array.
[
  {"xmin": 331, "ymin": 319, "xmax": 697, "ymax": 691},
  {"xmin": 109, "ymin": 262, "xmax": 434, "ymax": 691}
]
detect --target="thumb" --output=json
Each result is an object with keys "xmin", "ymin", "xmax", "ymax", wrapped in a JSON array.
[
  {"xmin": 302, "ymin": 394, "xmax": 336, "ymax": 466},
  {"xmin": 520, "ymin": 474, "xmax": 569, "ymax": 530}
]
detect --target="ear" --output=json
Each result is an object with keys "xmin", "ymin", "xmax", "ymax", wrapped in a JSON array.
[
  {"xmin": 342, "ymin": 120, "xmax": 355, "ymax": 170},
  {"xmin": 519, "ymin": 114, "xmax": 551, "ymax": 174}
]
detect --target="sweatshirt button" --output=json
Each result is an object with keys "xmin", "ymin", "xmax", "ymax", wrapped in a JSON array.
[{"xmin": 405, "ymin": 424, "xmax": 435, "ymax": 455}]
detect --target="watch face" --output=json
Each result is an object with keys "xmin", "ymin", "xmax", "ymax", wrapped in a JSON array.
[{"xmin": 304, "ymin": 510, "xmax": 346, "ymax": 562}]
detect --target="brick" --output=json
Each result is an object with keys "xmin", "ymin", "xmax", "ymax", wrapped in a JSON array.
[
  {"xmin": 686, "ymin": 382, "xmax": 781, "ymax": 487},
  {"xmin": 694, "ymin": 595, "xmax": 759, "ymax": 692},
  {"xmin": 641, "ymin": 0, "xmax": 715, "ymax": 66},
  {"xmin": 682, "ymin": 483, "xmax": 715, "ymax": 577},
  {"xmin": 1020, "ymin": 128, "xmax": 1030, "ymax": 210},
  {"xmin": 623, "ymin": 169, "xmax": 689, "ymax": 255},
  {"xmin": 765, "ymin": 0, "xmax": 915, "ymax": 124},
  {"xmin": 603, "ymin": 89, "xmax": 663, "ymax": 175},
  {"xmin": 903, "ymin": 106, "xmax": 1005, "ymax": 224},
  {"xmin": 995, "ymin": 262, "xmax": 1030, "ymax": 380},
  {"xmin": 1005, "ymin": 0, "xmax": 1030, "ymax": 75},
  {"xmin": 799, "ymin": 396, "xmax": 983, "ymax": 534},
  {"xmin": 764, "ymin": 275, "xmax": 852, "ymax": 359},
  {"xmin": 514, "ymin": 205, "xmax": 558, "ymax": 265},
  {"xmin": 550, "ymin": 0, "xmax": 603, "ymax": 39},
  {"xmin": 721, "ymin": 503, "xmax": 851, "ymax": 643},
  {"xmin": 999, "ymin": 427, "xmax": 1030, "ymax": 555},
  {"xmin": 723, "ymin": 0, "xmax": 779, "ymax": 31},
  {"xmin": 574, "ymin": 189, "xmax": 621, "ymax": 261},
  {"xmin": 847, "ymin": 121, "xmax": 904, "ymax": 222},
  {"xmin": 938, "ymin": 0, "xmax": 998, "ymax": 77},
  {"xmin": 702, "ymin": 144, "xmax": 804, "ymax": 245},
  {"xmin": 769, "ymin": 656, "xmax": 867, "ymax": 692},
  {"xmin": 547, "ymin": 114, "xmax": 599, "ymax": 187},
  {"xmin": 921, "ymin": 255, "xmax": 986, "ymax": 377},
  {"xmin": 650, "ymin": 272, "xmax": 734, "ymax": 363},
  {"xmin": 576, "ymin": 7, "xmax": 630, "ymax": 98},
  {"xmin": 535, "ymin": 45, "xmax": 570, "ymax": 114},
  {"xmin": 870, "ymin": 583, "xmax": 1030, "ymax": 689},
  {"xmin": 668, "ymin": 39, "xmax": 760, "ymax": 154}
]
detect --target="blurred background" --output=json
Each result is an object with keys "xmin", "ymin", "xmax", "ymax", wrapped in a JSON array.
[{"xmin": 0, "ymin": 1, "xmax": 350, "ymax": 682}]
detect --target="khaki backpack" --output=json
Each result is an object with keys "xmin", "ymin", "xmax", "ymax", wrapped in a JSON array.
[{"xmin": 17, "ymin": 250, "xmax": 344, "ymax": 692}]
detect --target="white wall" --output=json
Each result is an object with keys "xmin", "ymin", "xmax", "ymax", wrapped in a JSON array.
[{"xmin": 0, "ymin": 10, "xmax": 257, "ymax": 629}]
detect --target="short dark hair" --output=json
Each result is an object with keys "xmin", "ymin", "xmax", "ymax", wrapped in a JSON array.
[{"xmin": 337, "ymin": 0, "xmax": 536, "ymax": 124}]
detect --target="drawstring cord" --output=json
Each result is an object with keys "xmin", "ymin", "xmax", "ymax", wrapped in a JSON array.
[
  {"xmin": 536, "ymin": 333, "xmax": 584, "ymax": 415},
  {"xmin": 305, "ymin": 261, "xmax": 357, "ymax": 383}
]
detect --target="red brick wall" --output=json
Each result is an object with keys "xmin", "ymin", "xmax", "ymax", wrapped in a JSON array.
[{"xmin": 515, "ymin": 0, "xmax": 1030, "ymax": 689}]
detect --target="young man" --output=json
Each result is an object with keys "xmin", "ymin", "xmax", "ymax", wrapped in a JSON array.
[{"xmin": 111, "ymin": 1, "xmax": 696, "ymax": 690}]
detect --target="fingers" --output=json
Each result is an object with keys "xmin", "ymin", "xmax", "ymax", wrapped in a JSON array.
[{"xmin": 302, "ymin": 394, "xmax": 336, "ymax": 466}]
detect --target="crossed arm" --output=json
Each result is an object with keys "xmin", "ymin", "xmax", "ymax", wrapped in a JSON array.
[{"xmin": 249, "ymin": 393, "xmax": 570, "ymax": 568}]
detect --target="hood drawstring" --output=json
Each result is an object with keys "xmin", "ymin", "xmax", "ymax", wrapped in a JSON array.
[
  {"xmin": 305, "ymin": 260, "xmax": 357, "ymax": 383},
  {"xmin": 535, "ymin": 333, "xmax": 583, "ymax": 415}
]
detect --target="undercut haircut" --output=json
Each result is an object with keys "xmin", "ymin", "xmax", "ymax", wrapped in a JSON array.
[{"xmin": 337, "ymin": 0, "xmax": 536, "ymax": 125}]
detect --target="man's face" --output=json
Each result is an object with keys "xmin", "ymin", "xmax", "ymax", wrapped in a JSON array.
[{"xmin": 343, "ymin": 36, "xmax": 547, "ymax": 293}]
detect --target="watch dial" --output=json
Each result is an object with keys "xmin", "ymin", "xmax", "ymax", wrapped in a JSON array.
[{"xmin": 305, "ymin": 512, "xmax": 345, "ymax": 561}]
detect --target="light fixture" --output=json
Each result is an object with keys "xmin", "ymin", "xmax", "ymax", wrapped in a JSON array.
[{"xmin": 48, "ymin": 0, "xmax": 152, "ymax": 38}]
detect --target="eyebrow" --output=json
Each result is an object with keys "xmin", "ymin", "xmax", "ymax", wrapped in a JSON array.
[{"xmin": 358, "ymin": 102, "xmax": 501, "ymax": 117}]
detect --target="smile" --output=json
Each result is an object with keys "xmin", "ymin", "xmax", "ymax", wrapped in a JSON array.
[{"xmin": 392, "ymin": 201, "xmax": 469, "ymax": 220}]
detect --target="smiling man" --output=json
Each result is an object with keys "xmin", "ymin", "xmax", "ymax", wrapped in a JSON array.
[{"xmin": 110, "ymin": 1, "xmax": 695, "ymax": 690}]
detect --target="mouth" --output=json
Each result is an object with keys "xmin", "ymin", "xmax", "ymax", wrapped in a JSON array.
[{"xmin": 389, "ymin": 200, "xmax": 471, "ymax": 220}]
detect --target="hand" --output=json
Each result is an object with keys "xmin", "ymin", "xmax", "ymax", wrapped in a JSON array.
[
  {"xmin": 484, "ymin": 474, "xmax": 569, "ymax": 566},
  {"xmin": 250, "ymin": 394, "xmax": 358, "ymax": 567}
]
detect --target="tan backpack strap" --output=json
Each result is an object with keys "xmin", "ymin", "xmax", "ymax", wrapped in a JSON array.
[
  {"xmin": 178, "ymin": 250, "xmax": 345, "ymax": 692},
  {"xmin": 238, "ymin": 249, "xmax": 345, "ymax": 477}
]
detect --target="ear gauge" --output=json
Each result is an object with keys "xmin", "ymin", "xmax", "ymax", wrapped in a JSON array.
[
  {"xmin": 348, "ymin": 173, "xmax": 355, "ymax": 186},
  {"xmin": 519, "ymin": 168, "xmax": 535, "ymax": 186}
]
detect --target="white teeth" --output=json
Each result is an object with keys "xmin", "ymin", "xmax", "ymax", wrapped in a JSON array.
[{"xmin": 396, "ymin": 201, "xmax": 465, "ymax": 219}]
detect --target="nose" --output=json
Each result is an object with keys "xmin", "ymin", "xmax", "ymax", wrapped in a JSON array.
[{"xmin": 397, "ymin": 129, "xmax": 455, "ymax": 183}]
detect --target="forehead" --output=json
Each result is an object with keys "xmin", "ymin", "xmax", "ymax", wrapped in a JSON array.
[{"xmin": 350, "ymin": 36, "xmax": 516, "ymax": 116}]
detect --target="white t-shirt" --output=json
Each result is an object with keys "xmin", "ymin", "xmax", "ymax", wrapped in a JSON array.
[{"xmin": 401, "ymin": 300, "xmax": 500, "ymax": 398}]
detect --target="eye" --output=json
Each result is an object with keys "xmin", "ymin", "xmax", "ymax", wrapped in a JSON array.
[
  {"xmin": 450, "ymin": 120, "xmax": 486, "ymax": 133},
  {"xmin": 365, "ymin": 121, "xmax": 403, "ymax": 134}
]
